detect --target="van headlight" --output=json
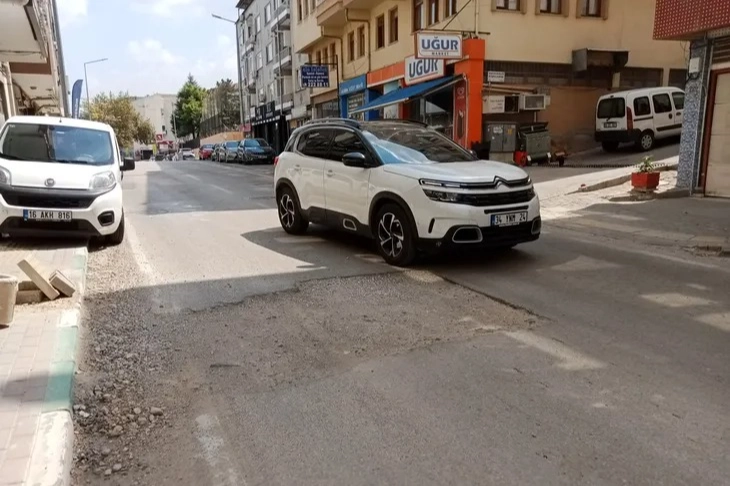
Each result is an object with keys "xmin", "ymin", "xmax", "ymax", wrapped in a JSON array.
[
  {"xmin": 89, "ymin": 171, "xmax": 116, "ymax": 190},
  {"xmin": 0, "ymin": 166, "xmax": 10, "ymax": 185}
]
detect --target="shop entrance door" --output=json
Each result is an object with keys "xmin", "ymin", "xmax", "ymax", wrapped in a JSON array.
[{"xmin": 705, "ymin": 72, "xmax": 730, "ymax": 198}]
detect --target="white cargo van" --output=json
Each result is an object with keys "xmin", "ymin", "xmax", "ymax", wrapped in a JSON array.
[{"xmin": 595, "ymin": 87, "xmax": 684, "ymax": 152}]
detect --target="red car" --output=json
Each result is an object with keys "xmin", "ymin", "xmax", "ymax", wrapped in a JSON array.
[{"xmin": 199, "ymin": 144, "xmax": 215, "ymax": 160}]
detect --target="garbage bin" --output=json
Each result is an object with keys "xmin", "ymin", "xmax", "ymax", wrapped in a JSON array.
[{"xmin": 0, "ymin": 274, "xmax": 18, "ymax": 325}]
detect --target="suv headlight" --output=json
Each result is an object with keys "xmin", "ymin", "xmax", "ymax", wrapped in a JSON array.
[
  {"xmin": 423, "ymin": 189, "xmax": 461, "ymax": 203},
  {"xmin": 89, "ymin": 171, "xmax": 116, "ymax": 190},
  {"xmin": 0, "ymin": 166, "xmax": 10, "ymax": 185}
]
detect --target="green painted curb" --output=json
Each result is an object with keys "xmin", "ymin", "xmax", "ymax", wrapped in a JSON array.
[{"xmin": 43, "ymin": 326, "xmax": 78, "ymax": 413}]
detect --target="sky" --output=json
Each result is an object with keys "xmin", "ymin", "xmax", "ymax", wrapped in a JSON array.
[{"xmin": 57, "ymin": 0, "xmax": 240, "ymax": 98}]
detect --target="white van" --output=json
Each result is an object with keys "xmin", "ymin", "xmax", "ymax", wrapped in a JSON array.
[
  {"xmin": 595, "ymin": 86, "xmax": 685, "ymax": 152},
  {"xmin": 0, "ymin": 116, "xmax": 135, "ymax": 244}
]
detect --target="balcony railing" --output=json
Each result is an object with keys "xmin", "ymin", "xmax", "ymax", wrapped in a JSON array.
[{"xmin": 270, "ymin": 3, "xmax": 291, "ymax": 30}]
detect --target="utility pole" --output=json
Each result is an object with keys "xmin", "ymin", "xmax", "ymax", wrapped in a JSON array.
[
  {"xmin": 83, "ymin": 58, "xmax": 108, "ymax": 114},
  {"xmin": 211, "ymin": 13, "xmax": 245, "ymax": 128}
]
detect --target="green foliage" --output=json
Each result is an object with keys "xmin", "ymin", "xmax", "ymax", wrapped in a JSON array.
[
  {"xmin": 171, "ymin": 74, "xmax": 206, "ymax": 139},
  {"xmin": 212, "ymin": 78, "xmax": 240, "ymax": 130},
  {"xmin": 637, "ymin": 155, "xmax": 655, "ymax": 173},
  {"xmin": 85, "ymin": 92, "xmax": 156, "ymax": 148}
]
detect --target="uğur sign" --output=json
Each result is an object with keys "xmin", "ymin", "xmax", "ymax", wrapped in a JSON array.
[
  {"xmin": 415, "ymin": 32, "xmax": 463, "ymax": 60},
  {"xmin": 405, "ymin": 56, "xmax": 445, "ymax": 85}
]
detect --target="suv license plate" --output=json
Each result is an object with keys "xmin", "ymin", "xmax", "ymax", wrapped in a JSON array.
[
  {"xmin": 23, "ymin": 210, "xmax": 73, "ymax": 222},
  {"xmin": 604, "ymin": 122, "xmax": 618, "ymax": 128},
  {"xmin": 491, "ymin": 212, "xmax": 527, "ymax": 227}
]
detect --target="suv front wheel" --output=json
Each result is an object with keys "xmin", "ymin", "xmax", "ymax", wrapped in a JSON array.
[
  {"xmin": 375, "ymin": 204, "xmax": 416, "ymax": 267},
  {"xmin": 278, "ymin": 186, "xmax": 308, "ymax": 234}
]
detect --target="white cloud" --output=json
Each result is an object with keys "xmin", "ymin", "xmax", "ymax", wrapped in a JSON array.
[
  {"xmin": 57, "ymin": 0, "xmax": 88, "ymax": 25},
  {"xmin": 217, "ymin": 35, "xmax": 231, "ymax": 48},
  {"xmin": 131, "ymin": 0, "xmax": 204, "ymax": 18},
  {"xmin": 127, "ymin": 39, "xmax": 184, "ymax": 65}
]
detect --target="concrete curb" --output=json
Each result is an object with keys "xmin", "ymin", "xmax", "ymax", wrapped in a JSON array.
[
  {"xmin": 571, "ymin": 163, "xmax": 678, "ymax": 194},
  {"xmin": 27, "ymin": 246, "xmax": 88, "ymax": 486}
]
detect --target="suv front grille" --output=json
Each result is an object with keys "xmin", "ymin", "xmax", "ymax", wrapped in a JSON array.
[{"xmin": 460, "ymin": 188, "xmax": 535, "ymax": 207}]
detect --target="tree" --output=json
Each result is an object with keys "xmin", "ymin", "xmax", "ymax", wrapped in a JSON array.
[
  {"xmin": 213, "ymin": 78, "xmax": 239, "ymax": 130},
  {"xmin": 171, "ymin": 74, "xmax": 206, "ymax": 139},
  {"xmin": 85, "ymin": 92, "xmax": 155, "ymax": 148}
]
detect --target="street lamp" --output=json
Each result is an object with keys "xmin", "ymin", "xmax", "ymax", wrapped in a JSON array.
[
  {"xmin": 83, "ymin": 57, "xmax": 108, "ymax": 112},
  {"xmin": 211, "ymin": 13, "xmax": 245, "ymax": 127}
]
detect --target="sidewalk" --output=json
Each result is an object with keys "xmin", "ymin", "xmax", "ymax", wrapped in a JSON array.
[
  {"xmin": 535, "ymin": 160, "xmax": 730, "ymax": 254},
  {"xmin": 0, "ymin": 242, "xmax": 88, "ymax": 486}
]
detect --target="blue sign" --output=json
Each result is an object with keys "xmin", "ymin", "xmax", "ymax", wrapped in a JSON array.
[
  {"xmin": 300, "ymin": 65, "xmax": 330, "ymax": 88},
  {"xmin": 339, "ymin": 74, "xmax": 366, "ymax": 96},
  {"xmin": 71, "ymin": 79, "xmax": 83, "ymax": 118}
]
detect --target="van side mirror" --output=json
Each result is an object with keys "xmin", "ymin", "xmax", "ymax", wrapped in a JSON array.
[{"xmin": 122, "ymin": 158, "xmax": 136, "ymax": 171}]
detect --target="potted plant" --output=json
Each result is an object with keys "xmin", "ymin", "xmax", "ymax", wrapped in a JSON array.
[{"xmin": 631, "ymin": 155, "xmax": 660, "ymax": 191}]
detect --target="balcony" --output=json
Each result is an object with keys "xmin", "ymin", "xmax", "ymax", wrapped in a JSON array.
[
  {"xmin": 315, "ymin": 0, "xmax": 346, "ymax": 27},
  {"xmin": 276, "ymin": 91, "xmax": 294, "ymax": 111},
  {"xmin": 270, "ymin": 3, "xmax": 291, "ymax": 31},
  {"xmin": 246, "ymin": 73, "xmax": 258, "ymax": 93},
  {"xmin": 273, "ymin": 47, "xmax": 293, "ymax": 75},
  {"xmin": 343, "ymin": 0, "xmax": 392, "ymax": 9}
]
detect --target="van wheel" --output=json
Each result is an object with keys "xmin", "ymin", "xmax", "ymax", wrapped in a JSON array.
[
  {"xmin": 106, "ymin": 214, "xmax": 125, "ymax": 246},
  {"xmin": 638, "ymin": 131, "xmax": 655, "ymax": 151},
  {"xmin": 601, "ymin": 141, "xmax": 619, "ymax": 152}
]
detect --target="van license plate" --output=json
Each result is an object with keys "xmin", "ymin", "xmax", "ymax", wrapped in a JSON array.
[
  {"xmin": 491, "ymin": 212, "xmax": 528, "ymax": 227},
  {"xmin": 604, "ymin": 122, "xmax": 618, "ymax": 128},
  {"xmin": 23, "ymin": 210, "xmax": 73, "ymax": 222}
]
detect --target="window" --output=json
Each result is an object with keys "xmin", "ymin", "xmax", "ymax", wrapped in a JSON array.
[
  {"xmin": 329, "ymin": 43, "xmax": 336, "ymax": 63},
  {"xmin": 580, "ymin": 0, "xmax": 601, "ymax": 16},
  {"xmin": 297, "ymin": 0, "xmax": 302, "ymax": 21},
  {"xmin": 264, "ymin": 3, "xmax": 271, "ymax": 23},
  {"xmin": 444, "ymin": 0, "xmax": 456, "ymax": 17},
  {"xmin": 413, "ymin": 0, "xmax": 425, "ymax": 31},
  {"xmin": 268, "ymin": 81, "xmax": 277, "ymax": 100},
  {"xmin": 540, "ymin": 0, "xmax": 561, "ymax": 13},
  {"xmin": 389, "ymin": 8, "xmax": 399, "ymax": 43},
  {"xmin": 296, "ymin": 129, "xmax": 333, "ymax": 158},
  {"xmin": 255, "ymin": 15, "xmax": 261, "ymax": 32},
  {"xmin": 633, "ymin": 97, "xmax": 651, "ymax": 117},
  {"xmin": 672, "ymin": 92, "xmax": 685, "ymax": 110},
  {"xmin": 256, "ymin": 51, "xmax": 263, "ymax": 69},
  {"xmin": 329, "ymin": 130, "xmax": 367, "ymax": 161},
  {"xmin": 0, "ymin": 123, "xmax": 114, "ymax": 165},
  {"xmin": 266, "ymin": 42, "xmax": 274, "ymax": 63},
  {"xmin": 316, "ymin": 49, "xmax": 322, "ymax": 65},
  {"xmin": 596, "ymin": 98, "xmax": 625, "ymax": 119},
  {"xmin": 496, "ymin": 0, "xmax": 520, "ymax": 10},
  {"xmin": 376, "ymin": 15, "xmax": 385, "ymax": 49},
  {"xmin": 652, "ymin": 93, "xmax": 672, "ymax": 114},
  {"xmin": 357, "ymin": 25, "xmax": 366, "ymax": 58},
  {"xmin": 245, "ymin": 138, "xmax": 270, "ymax": 147},
  {"xmin": 428, "ymin": 0, "xmax": 439, "ymax": 24},
  {"xmin": 348, "ymin": 31, "xmax": 355, "ymax": 62}
]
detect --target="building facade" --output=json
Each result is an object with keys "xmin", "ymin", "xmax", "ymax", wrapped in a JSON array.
[
  {"xmin": 654, "ymin": 0, "xmax": 730, "ymax": 198},
  {"xmin": 292, "ymin": 0, "xmax": 687, "ymax": 152},
  {"xmin": 237, "ymin": 0, "xmax": 310, "ymax": 152},
  {"xmin": 131, "ymin": 93, "xmax": 178, "ymax": 152},
  {"xmin": 0, "ymin": 0, "xmax": 68, "ymax": 120}
]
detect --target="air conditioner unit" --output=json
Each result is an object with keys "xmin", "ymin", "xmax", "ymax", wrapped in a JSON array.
[{"xmin": 519, "ymin": 93, "xmax": 548, "ymax": 111}]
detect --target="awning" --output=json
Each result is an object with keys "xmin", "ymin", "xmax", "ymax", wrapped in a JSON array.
[{"xmin": 351, "ymin": 75, "xmax": 460, "ymax": 115}]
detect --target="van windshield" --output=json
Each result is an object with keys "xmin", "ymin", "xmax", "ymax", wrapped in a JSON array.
[
  {"xmin": 0, "ymin": 123, "xmax": 115, "ymax": 165},
  {"xmin": 597, "ymin": 98, "xmax": 626, "ymax": 119}
]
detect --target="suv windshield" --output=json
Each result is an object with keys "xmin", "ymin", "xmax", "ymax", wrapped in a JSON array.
[
  {"xmin": 362, "ymin": 125, "xmax": 475, "ymax": 164},
  {"xmin": 0, "ymin": 123, "xmax": 115, "ymax": 165},
  {"xmin": 244, "ymin": 138, "xmax": 269, "ymax": 148},
  {"xmin": 225, "ymin": 141, "xmax": 239, "ymax": 149}
]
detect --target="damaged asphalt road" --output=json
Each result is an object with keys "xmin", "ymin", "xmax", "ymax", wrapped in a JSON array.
[{"xmin": 71, "ymin": 161, "xmax": 730, "ymax": 486}]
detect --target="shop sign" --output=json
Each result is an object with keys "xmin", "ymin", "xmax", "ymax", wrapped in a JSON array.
[
  {"xmin": 300, "ymin": 64, "xmax": 330, "ymax": 88},
  {"xmin": 415, "ymin": 32, "xmax": 463, "ymax": 60},
  {"xmin": 254, "ymin": 101, "xmax": 279, "ymax": 123},
  {"xmin": 485, "ymin": 95, "xmax": 506, "ymax": 114},
  {"xmin": 340, "ymin": 75, "xmax": 367, "ymax": 96},
  {"xmin": 486, "ymin": 71, "xmax": 506, "ymax": 84},
  {"xmin": 405, "ymin": 56, "xmax": 444, "ymax": 86}
]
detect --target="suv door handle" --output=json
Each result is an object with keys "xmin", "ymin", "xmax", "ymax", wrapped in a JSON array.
[
  {"xmin": 294, "ymin": 164, "xmax": 301, "ymax": 171},
  {"xmin": 326, "ymin": 170, "xmax": 334, "ymax": 177}
]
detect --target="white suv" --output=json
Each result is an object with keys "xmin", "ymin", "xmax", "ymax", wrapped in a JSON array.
[
  {"xmin": 0, "ymin": 116, "xmax": 135, "ymax": 245},
  {"xmin": 274, "ymin": 119, "xmax": 541, "ymax": 266}
]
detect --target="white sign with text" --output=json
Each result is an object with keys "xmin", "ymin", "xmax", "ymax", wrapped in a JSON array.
[
  {"xmin": 415, "ymin": 32, "xmax": 463, "ymax": 60},
  {"xmin": 405, "ymin": 56, "xmax": 445, "ymax": 86}
]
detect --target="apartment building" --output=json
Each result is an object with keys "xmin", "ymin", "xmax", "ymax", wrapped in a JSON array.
[
  {"xmin": 654, "ymin": 0, "xmax": 730, "ymax": 198},
  {"xmin": 292, "ymin": 0, "xmax": 687, "ymax": 151},
  {"xmin": 0, "ymin": 0, "xmax": 68, "ymax": 120},
  {"xmin": 237, "ymin": 0, "xmax": 310, "ymax": 152}
]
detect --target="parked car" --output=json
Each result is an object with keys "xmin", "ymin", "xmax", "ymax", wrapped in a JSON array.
[
  {"xmin": 199, "ymin": 144, "xmax": 215, "ymax": 160},
  {"xmin": 595, "ymin": 86, "xmax": 684, "ymax": 152},
  {"xmin": 274, "ymin": 118, "xmax": 541, "ymax": 266},
  {"xmin": 0, "ymin": 116, "xmax": 135, "ymax": 244},
  {"xmin": 210, "ymin": 144, "xmax": 220, "ymax": 162},
  {"xmin": 237, "ymin": 138, "xmax": 276, "ymax": 164},
  {"xmin": 181, "ymin": 149, "xmax": 195, "ymax": 160},
  {"xmin": 219, "ymin": 140, "xmax": 241, "ymax": 163}
]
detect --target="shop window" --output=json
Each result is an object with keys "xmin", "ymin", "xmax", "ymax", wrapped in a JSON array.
[
  {"xmin": 297, "ymin": 129, "xmax": 333, "ymax": 158},
  {"xmin": 358, "ymin": 26, "xmax": 366, "ymax": 58},
  {"xmin": 668, "ymin": 69, "xmax": 687, "ymax": 89},
  {"xmin": 540, "ymin": 0, "xmax": 561, "ymax": 13},
  {"xmin": 672, "ymin": 92, "xmax": 685, "ymax": 110},
  {"xmin": 348, "ymin": 32, "xmax": 355, "ymax": 62},
  {"xmin": 389, "ymin": 8, "xmax": 399, "ymax": 43},
  {"xmin": 633, "ymin": 97, "xmax": 651, "ymax": 117},
  {"xmin": 496, "ymin": 0, "xmax": 520, "ymax": 10},
  {"xmin": 444, "ymin": 0, "xmax": 456, "ymax": 18},
  {"xmin": 428, "ymin": 0, "xmax": 439, "ymax": 24},
  {"xmin": 376, "ymin": 15, "xmax": 385, "ymax": 49},
  {"xmin": 580, "ymin": 0, "xmax": 601, "ymax": 17},
  {"xmin": 652, "ymin": 94, "xmax": 672, "ymax": 114},
  {"xmin": 413, "ymin": 0, "xmax": 425, "ymax": 31},
  {"xmin": 329, "ymin": 130, "xmax": 367, "ymax": 162}
]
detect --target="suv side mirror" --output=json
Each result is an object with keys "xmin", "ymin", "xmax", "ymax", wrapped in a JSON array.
[
  {"xmin": 342, "ymin": 152, "xmax": 369, "ymax": 168},
  {"xmin": 469, "ymin": 149, "xmax": 478, "ymax": 157},
  {"xmin": 122, "ymin": 158, "xmax": 136, "ymax": 171}
]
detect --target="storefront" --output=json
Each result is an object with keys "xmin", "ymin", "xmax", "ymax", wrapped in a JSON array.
[
  {"xmin": 339, "ymin": 74, "xmax": 380, "ymax": 120},
  {"xmin": 252, "ymin": 101, "xmax": 288, "ymax": 153}
]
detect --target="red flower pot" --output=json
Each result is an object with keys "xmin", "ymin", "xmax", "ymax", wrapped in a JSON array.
[{"xmin": 631, "ymin": 171, "xmax": 660, "ymax": 190}]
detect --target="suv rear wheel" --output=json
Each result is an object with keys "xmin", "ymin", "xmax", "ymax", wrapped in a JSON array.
[
  {"xmin": 278, "ymin": 186, "xmax": 308, "ymax": 234},
  {"xmin": 374, "ymin": 204, "xmax": 416, "ymax": 267}
]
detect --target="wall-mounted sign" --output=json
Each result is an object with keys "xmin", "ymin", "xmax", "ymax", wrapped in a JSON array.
[
  {"xmin": 340, "ymin": 74, "xmax": 366, "ymax": 96},
  {"xmin": 300, "ymin": 64, "xmax": 330, "ymax": 88},
  {"xmin": 484, "ymin": 95, "xmax": 506, "ymax": 114},
  {"xmin": 487, "ymin": 71, "xmax": 506, "ymax": 84},
  {"xmin": 405, "ymin": 56, "xmax": 445, "ymax": 86},
  {"xmin": 415, "ymin": 32, "xmax": 463, "ymax": 60}
]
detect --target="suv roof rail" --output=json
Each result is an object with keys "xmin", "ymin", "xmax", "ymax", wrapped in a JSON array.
[
  {"xmin": 303, "ymin": 118, "xmax": 361, "ymax": 128},
  {"xmin": 365, "ymin": 119, "xmax": 428, "ymax": 127}
]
